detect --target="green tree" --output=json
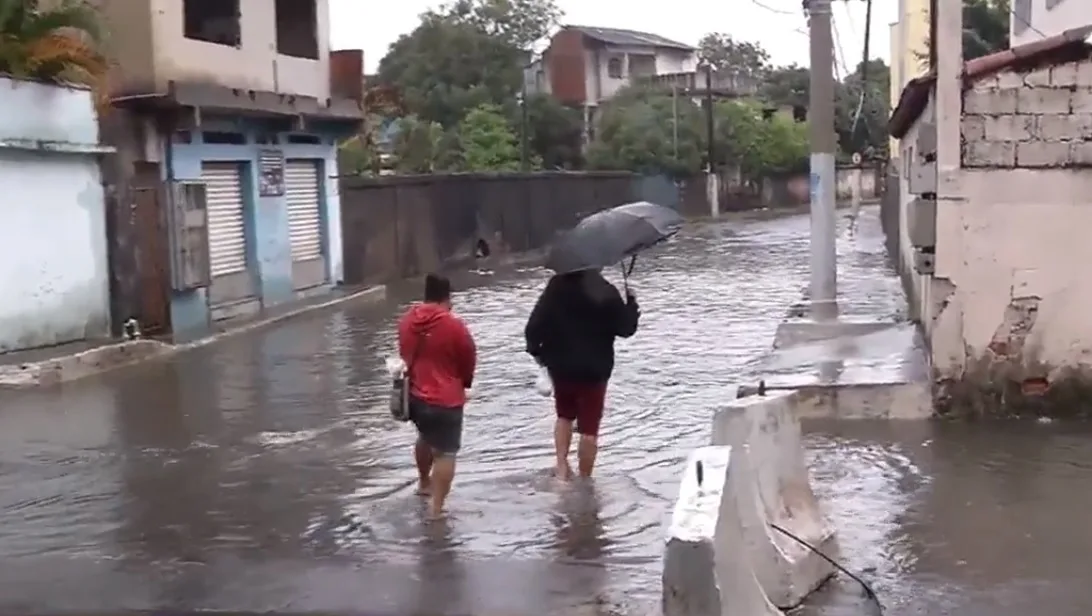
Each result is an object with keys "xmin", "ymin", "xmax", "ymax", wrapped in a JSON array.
[
  {"xmin": 0, "ymin": 0, "xmax": 106, "ymax": 93},
  {"xmin": 509, "ymin": 93, "xmax": 584, "ymax": 169},
  {"xmin": 458, "ymin": 103, "xmax": 523, "ymax": 171},
  {"xmin": 698, "ymin": 33, "xmax": 771, "ymax": 83},
  {"xmin": 391, "ymin": 115, "xmax": 446, "ymax": 173},
  {"xmin": 376, "ymin": 16, "xmax": 522, "ymax": 128},
  {"xmin": 713, "ymin": 100, "xmax": 807, "ymax": 182},
  {"xmin": 837, "ymin": 59, "xmax": 891, "ymax": 158},
  {"xmin": 918, "ymin": 0, "xmax": 1009, "ymax": 66},
  {"xmin": 585, "ymin": 86, "xmax": 706, "ymax": 177},
  {"xmin": 376, "ymin": 0, "xmax": 562, "ymax": 128},
  {"xmin": 440, "ymin": 0, "xmax": 562, "ymax": 50},
  {"xmin": 759, "ymin": 64, "xmax": 809, "ymax": 112}
]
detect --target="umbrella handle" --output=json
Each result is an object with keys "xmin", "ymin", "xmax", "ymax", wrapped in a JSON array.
[{"xmin": 621, "ymin": 255, "xmax": 637, "ymax": 294}]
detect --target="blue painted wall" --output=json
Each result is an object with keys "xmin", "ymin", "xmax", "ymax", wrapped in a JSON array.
[{"xmin": 164, "ymin": 115, "xmax": 350, "ymax": 341}]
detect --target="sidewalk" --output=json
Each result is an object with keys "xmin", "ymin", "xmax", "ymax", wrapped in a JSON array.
[
  {"xmin": 0, "ymin": 285, "xmax": 386, "ymax": 388},
  {"xmin": 739, "ymin": 205, "xmax": 933, "ymax": 419}
]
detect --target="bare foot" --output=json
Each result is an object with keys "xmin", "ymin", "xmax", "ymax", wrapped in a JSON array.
[
  {"xmin": 426, "ymin": 503, "xmax": 444, "ymax": 519},
  {"xmin": 416, "ymin": 481, "xmax": 431, "ymax": 496},
  {"xmin": 555, "ymin": 463, "xmax": 573, "ymax": 481}
]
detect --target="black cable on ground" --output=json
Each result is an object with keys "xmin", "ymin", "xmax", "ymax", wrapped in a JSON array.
[{"xmin": 769, "ymin": 522, "xmax": 885, "ymax": 614}]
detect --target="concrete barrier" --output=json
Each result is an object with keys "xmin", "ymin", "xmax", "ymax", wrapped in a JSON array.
[
  {"xmin": 663, "ymin": 446, "xmax": 781, "ymax": 616},
  {"xmin": 711, "ymin": 391, "xmax": 837, "ymax": 608}
]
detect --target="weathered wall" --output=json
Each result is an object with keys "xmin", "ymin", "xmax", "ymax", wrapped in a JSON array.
[
  {"xmin": 926, "ymin": 59, "xmax": 1092, "ymax": 416},
  {"xmin": 0, "ymin": 78, "xmax": 112, "ymax": 352},
  {"xmin": 165, "ymin": 118, "xmax": 345, "ymax": 339},
  {"xmin": 675, "ymin": 164, "xmax": 884, "ymax": 218},
  {"xmin": 339, "ymin": 172, "xmax": 638, "ymax": 284}
]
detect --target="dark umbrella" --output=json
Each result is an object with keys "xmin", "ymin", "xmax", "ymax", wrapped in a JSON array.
[{"xmin": 545, "ymin": 201, "xmax": 683, "ymax": 278}]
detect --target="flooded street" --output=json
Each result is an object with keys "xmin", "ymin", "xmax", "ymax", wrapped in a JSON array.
[{"xmin": 2, "ymin": 206, "xmax": 1091, "ymax": 615}]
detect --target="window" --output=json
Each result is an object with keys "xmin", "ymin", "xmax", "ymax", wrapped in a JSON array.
[
  {"xmin": 607, "ymin": 57, "xmax": 623, "ymax": 79},
  {"xmin": 1012, "ymin": 0, "xmax": 1032, "ymax": 34},
  {"xmin": 629, "ymin": 55, "xmax": 656, "ymax": 77},
  {"xmin": 275, "ymin": 0, "xmax": 319, "ymax": 59},
  {"xmin": 183, "ymin": 0, "xmax": 240, "ymax": 47}
]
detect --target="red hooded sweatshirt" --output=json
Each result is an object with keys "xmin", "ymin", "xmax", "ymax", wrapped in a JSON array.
[{"xmin": 397, "ymin": 302, "xmax": 477, "ymax": 408}]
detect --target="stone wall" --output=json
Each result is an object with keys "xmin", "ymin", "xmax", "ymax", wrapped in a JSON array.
[
  {"xmin": 962, "ymin": 61, "xmax": 1092, "ymax": 168},
  {"xmin": 930, "ymin": 58, "xmax": 1092, "ymax": 418}
]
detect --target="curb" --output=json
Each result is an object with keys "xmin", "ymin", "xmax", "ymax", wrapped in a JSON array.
[{"xmin": 0, "ymin": 285, "xmax": 387, "ymax": 388}]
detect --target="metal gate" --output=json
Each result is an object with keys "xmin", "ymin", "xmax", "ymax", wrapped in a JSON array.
[
  {"xmin": 201, "ymin": 163, "xmax": 247, "ymax": 277},
  {"xmin": 285, "ymin": 159, "xmax": 325, "ymax": 289}
]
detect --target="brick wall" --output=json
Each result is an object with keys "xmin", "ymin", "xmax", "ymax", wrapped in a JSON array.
[{"xmin": 961, "ymin": 60, "xmax": 1092, "ymax": 168}]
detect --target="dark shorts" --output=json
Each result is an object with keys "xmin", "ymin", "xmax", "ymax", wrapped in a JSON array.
[
  {"xmin": 553, "ymin": 380, "xmax": 608, "ymax": 437},
  {"xmin": 410, "ymin": 397, "xmax": 464, "ymax": 456}
]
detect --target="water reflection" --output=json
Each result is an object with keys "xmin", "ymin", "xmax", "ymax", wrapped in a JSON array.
[{"xmin": 2, "ymin": 208, "xmax": 1092, "ymax": 615}]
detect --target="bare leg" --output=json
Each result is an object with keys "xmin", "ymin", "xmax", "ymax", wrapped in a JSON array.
[
  {"xmin": 414, "ymin": 438, "xmax": 434, "ymax": 495},
  {"xmin": 428, "ymin": 453, "xmax": 456, "ymax": 517},
  {"xmin": 576, "ymin": 434, "xmax": 598, "ymax": 478},
  {"xmin": 554, "ymin": 418, "xmax": 574, "ymax": 479}
]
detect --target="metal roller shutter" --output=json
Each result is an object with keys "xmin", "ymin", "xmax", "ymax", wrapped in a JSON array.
[
  {"xmin": 201, "ymin": 163, "xmax": 247, "ymax": 277},
  {"xmin": 285, "ymin": 160, "xmax": 322, "ymax": 261}
]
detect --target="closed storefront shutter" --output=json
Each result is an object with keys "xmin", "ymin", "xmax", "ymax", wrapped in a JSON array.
[
  {"xmin": 285, "ymin": 160, "xmax": 322, "ymax": 262},
  {"xmin": 201, "ymin": 163, "xmax": 247, "ymax": 277}
]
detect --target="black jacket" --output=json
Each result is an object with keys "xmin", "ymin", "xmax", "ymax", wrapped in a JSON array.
[{"xmin": 524, "ymin": 271, "xmax": 640, "ymax": 383}]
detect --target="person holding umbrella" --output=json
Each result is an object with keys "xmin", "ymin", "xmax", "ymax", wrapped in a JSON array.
[{"xmin": 526, "ymin": 201, "xmax": 682, "ymax": 480}]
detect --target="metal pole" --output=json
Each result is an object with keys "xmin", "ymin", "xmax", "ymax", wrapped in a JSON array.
[
  {"xmin": 704, "ymin": 64, "xmax": 715, "ymax": 171},
  {"xmin": 520, "ymin": 82, "xmax": 529, "ymax": 171},
  {"xmin": 672, "ymin": 83, "xmax": 679, "ymax": 161},
  {"xmin": 807, "ymin": 0, "xmax": 837, "ymax": 316}
]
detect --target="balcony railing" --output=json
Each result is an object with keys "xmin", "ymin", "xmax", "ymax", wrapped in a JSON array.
[{"xmin": 636, "ymin": 71, "xmax": 758, "ymax": 98}]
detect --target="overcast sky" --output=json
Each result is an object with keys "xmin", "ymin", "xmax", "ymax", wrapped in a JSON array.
[{"xmin": 329, "ymin": 0, "xmax": 897, "ymax": 77}]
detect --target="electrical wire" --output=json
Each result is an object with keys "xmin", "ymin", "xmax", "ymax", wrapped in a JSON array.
[
  {"xmin": 749, "ymin": 0, "xmax": 799, "ymax": 16},
  {"xmin": 770, "ymin": 522, "xmax": 885, "ymax": 614}
]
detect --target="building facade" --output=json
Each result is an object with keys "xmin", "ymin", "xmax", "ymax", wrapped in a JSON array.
[
  {"xmin": 889, "ymin": 0, "xmax": 931, "ymax": 155},
  {"xmin": 1011, "ymin": 0, "xmax": 1085, "ymax": 47},
  {"xmin": 97, "ymin": 0, "xmax": 364, "ymax": 342},
  {"xmin": 0, "ymin": 77, "xmax": 113, "ymax": 352},
  {"xmin": 525, "ymin": 26, "xmax": 697, "ymax": 142},
  {"xmin": 889, "ymin": 13, "xmax": 1092, "ymax": 416}
]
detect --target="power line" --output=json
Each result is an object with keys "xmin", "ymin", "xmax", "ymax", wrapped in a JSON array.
[{"xmin": 748, "ymin": 0, "xmax": 800, "ymax": 16}]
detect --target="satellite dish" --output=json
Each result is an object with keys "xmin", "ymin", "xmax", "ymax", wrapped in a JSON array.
[{"xmin": 851, "ymin": 152, "xmax": 863, "ymax": 164}]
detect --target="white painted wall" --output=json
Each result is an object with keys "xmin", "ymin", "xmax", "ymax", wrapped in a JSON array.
[
  {"xmin": 1011, "ymin": 0, "xmax": 1085, "ymax": 48},
  {"xmin": 0, "ymin": 78, "xmax": 111, "ymax": 352},
  {"xmin": 148, "ymin": 0, "xmax": 331, "ymax": 100},
  {"xmin": 584, "ymin": 46, "xmax": 697, "ymax": 102}
]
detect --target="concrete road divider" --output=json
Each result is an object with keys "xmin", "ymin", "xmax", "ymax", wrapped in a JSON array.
[
  {"xmin": 663, "ymin": 446, "xmax": 781, "ymax": 616},
  {"xmin": 712, "ymin": 390, "xmax": 838, "ymax": 609}
]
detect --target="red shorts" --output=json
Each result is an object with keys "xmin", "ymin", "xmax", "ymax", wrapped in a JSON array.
[{"xmin": 553, "ymin": 380, "xmax": 608, "ymax": 437}]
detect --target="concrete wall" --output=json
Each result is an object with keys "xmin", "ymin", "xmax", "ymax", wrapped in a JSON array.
[
  {"xmin": 340, "ymin": 172, "xmax": 638, "ymax": 284},
  {"xmin": 1011, "ymin": 0, "xmax": 1084, "ymax": 48},
  {"xmin": 898, "ymin": 58, "xmax": 1092, "ymax": 416},
  {"xmin": 165, "ymin": 118, "xmax": 343, "ymax": 341},
  {"xmin": 99, "ymin": 0, "xmax": 331, "ymax": 99},
  {"xmin": 0, "ymin": 78, "xmax": 112, "ymax": 352}
]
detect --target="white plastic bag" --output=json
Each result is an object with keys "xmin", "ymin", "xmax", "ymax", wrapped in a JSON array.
[
  {"xmin": 385, "ymin": 356, "xmax": 406, "ymax": 379},
  {"xmin": 534, "ymin": 366, "xmax": 553, "ymax": 397}
]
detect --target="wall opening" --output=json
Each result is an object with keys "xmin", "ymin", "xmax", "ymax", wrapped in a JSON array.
[
  {"xmin": 183, "ymin": 0, "xmax": 241, "ymax": 47},
  {"xmin": 203, "ymin": 131, "xmax": 246, "ymax": 145},
  {"xmin": 274, "ymin": 0, "xmax": 319, "ymax": 60}
]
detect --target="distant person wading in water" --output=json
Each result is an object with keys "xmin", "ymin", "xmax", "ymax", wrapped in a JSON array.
[
  {"xmin": 525, "ymin": 269, "xmax": 640, "ymax": 479},
  {"xmin": 398, "ymin": 274, "xmax": 477, "ymax": 516}
]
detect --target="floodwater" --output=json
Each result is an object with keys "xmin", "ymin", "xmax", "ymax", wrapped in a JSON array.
[{"xmin": 1, "ymin": 207, "xmax": 1091, "ymax": 615}]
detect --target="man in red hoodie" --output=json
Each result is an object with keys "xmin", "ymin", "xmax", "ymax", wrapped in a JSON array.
[{"xmin": 397, "ymin": 273, "xmax": 477, "ymax": 517}]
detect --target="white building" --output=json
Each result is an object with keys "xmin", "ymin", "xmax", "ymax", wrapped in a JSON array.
[{"xmin": 1012, "ymin": 0, "xmax": 1085, "ymax": 47}]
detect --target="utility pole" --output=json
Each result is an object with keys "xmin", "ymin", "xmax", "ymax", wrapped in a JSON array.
[
  {"xmin": 704, "ymin": 63, "xmax": 715, "ymax": 171},
  {"xmin": 672, "ymin": 83, "xmax": 679, "ymax": 161},
  {"xmin": 806, "ymin": 0, "xmax": 837, "ymax": 317},
  {"xmin": 519, "ymin": 80, "xmax": 529, "ymax": 171}
]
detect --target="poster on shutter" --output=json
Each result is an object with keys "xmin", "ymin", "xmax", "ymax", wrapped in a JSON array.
[{"xmin": 259, "ymin": 149, "xmax": 285, "ymax": 197}]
